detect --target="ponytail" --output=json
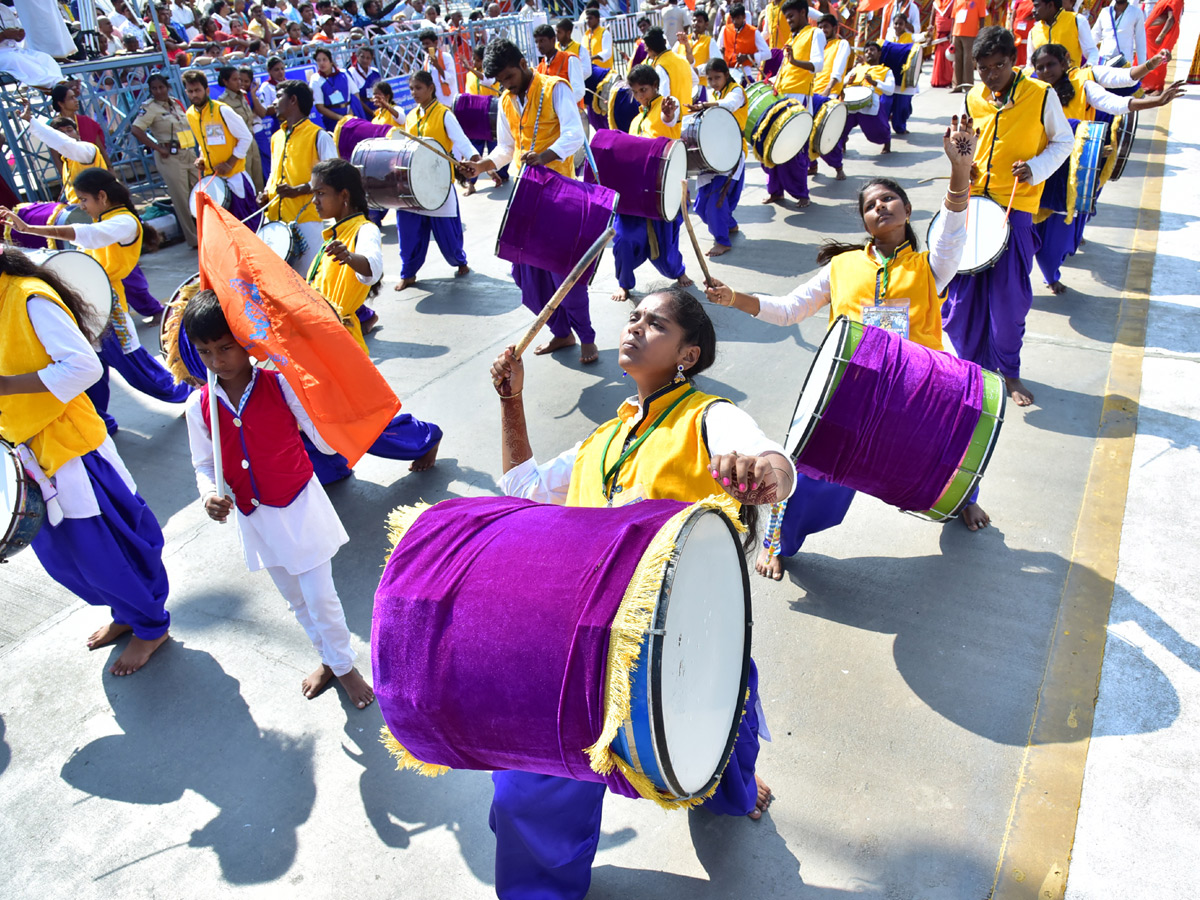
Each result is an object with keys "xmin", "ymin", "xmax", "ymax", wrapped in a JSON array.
[
  {"xmin": 815, "ymin": 177, "xmax": 918, "ymax": 265},
  {"xmin": 72, "ymin": 167, "xmax": 162, "ymax": 251}
]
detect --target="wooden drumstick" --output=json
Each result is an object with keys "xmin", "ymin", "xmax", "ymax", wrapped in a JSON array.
[
  {"xmin": 513, "ymin": 227, "xmax": 616, "ymax": 359},
  {"xmin": 679, "ymin": 180, "xmax": 714, "ymax": 288},
  {"xmin": 405, "ymin": 133, "xmax": 463, "ymax": 169},
  {"xmin": 206, "ymin": 369, "xmax": 227, "ymax": 526}
]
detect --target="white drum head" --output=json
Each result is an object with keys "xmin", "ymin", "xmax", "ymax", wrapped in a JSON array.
[
  {"xmin": 696, "ymin": 106, "xmax": 742, "ymax": 174},
  {"xmin": 816, "ymin": 102, "xmax": 847, "ymax": 157},
  {"xmin": 189, "ymin": 175, "xmax": 229, "ymax": 217},
  {"xmin": 659, "ymin": 141, "xmax": 688, "ymax": 220},
  {"xmin": 257, "ymin": 221, "xmax": 293, "ymax": 260},
  {"xmin": 767, "ymin": 109, "xmax": 812, "ymax": 166},
  {"xmin": 406, "ymin": 141, "xmax": 453, "ymax": 211},
  {"xmin": 843, "ymin": 86, "xmax": 874, "ymax": 110},
  {"xmin": 1, "ymin": 443, "xmax": 18, "ymax": 526},
  {"xmin": 658, "ymin": 508, "xmax": 749, "ymax": 795},
  {"xmin": 931, "ymin": 195, "xmax": 1009, "ymax": 274},
  {"xmin": 22, "ymin": 249, "xmax": 114, "ymax": 326},
  {"xmin": 785, "ymin": 318, "xmax": 851, "ymax": 458}
]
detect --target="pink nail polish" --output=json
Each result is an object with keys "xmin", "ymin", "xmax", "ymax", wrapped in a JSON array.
[
  {"xmin": 751, "ymin": 482, "xmax": 758, "ymax": 491},
  {"xmin": 739, "ymin": 483, "xmax": 747, "ymax": 492},
  {"xmin": 722, "ymin": 477, "xmax": 731, "ymax": 486}
]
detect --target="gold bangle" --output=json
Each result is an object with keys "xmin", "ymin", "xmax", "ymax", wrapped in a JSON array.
[
  {"xmin": 498, "ymin": 390, "xmax": 522, "ymax": 400},
  {"xmin": 945, "ymin": 186, "xmax": 970, "ymax": 197}
]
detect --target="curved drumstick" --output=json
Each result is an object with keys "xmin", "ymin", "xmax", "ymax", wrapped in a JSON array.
[
  {"xmin": 679, "ymin": 180, "xmax": 714, "ymax": 288},
  {"xmin": 513, "ymin": 227, "xmax": 616, "ymax": 359}
]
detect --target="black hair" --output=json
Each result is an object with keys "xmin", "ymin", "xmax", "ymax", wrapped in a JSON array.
[
  {"xmin": 50, "ymin": 82, "xmax": 74, "ymax": 112},
  {"xmin": 1038, "ymin": 0, "xmax": 1064, "ymax": 7},
  {"xmin": 181, "ymin": 288, "xmax": 233, "ymax": 344},
  {"xmin": 483, "ymin": 39, "xmax": 524, "ymax": 79},
  {"xmin": 626, "ymin": 63, "xmax": 659, "ymax": 89},
  {"xmin": 818, "ymin": 12, "xmax": 837, "ymax": 27},
  {"xmin": 1031, "ymin": 43, "xmax": 1075, "ymax": 106},
  {"xmin": 707, "ymin": 57, "xmax": 730, "ymax": 79},
  {"xmin": 585, "ymin": 6, "xmax": 600, "ymax": 17},
  {"xmin": 373, "ymin": 79, "xmax": 394, "ymax": 100},
  {"xmin": 473, "ymin": 42, "xmax": 485, "ymax": 58},
  {"xmin": 267, "ymin": 54, "xmax": 284, "ymax": 68},
  {"xmin": 48, "ymin": 116, "xmax": 76, "ymax": 133},
  {"xmin": 693, "ymin": 9, "xmax": 709, "ymax": 21},
  {"xmin": 973, "ymin": 25, "xmax": 1016, "ymax": 61},
  {"xmin": 0, "ymin": 247, "xmax": 103, "ymax": 344},
  {"xmin": 216, "ymin": 64, "xmax": 237, "ymax": 86},
  {"xmin": 182, "ymin": 69, "xmax": 209, "ymax": 88},
  {"xmin": 417, "ymin": 26, "xmax": 438, "ymax": 42},
  {"xmin": 644, "ymin": 25, "xmax": 667, "ymax": 54},
  {"xmin": 637, "ymin": 15, "xmax": 650, "ymax": 26},
  {"xmin": 311, "ymin": 158, "xmax": 369, "ymax": 216},
  {"xmin": 238, "ymin": 66, "xmax": 255, "ymax": 78},
  {"xmin": 815, "ymin": 177, "xmax": 918, "ymax": 265},
  {"xmin": 410, "ymin": 69, "xmax": 434, "ymax": 89},
  {"xmin": 533, "ymin": 22, "xmax": 554, "ymax": 40},
  {"xmin": 313, "ymin": 46, "xmax": 334, "ymax": 62},
  {"xmin": 893, "ymin": 12, "xmax": 910, "ymax": 25},
  {"xmin": 146, "ymin": 72, "xmax": 169, "ymax": 88},
  {"xmin": 729, "ymin": 3, "xmax": 746, "ymax": 18},
  {"xmin": 556, "ymin": 17, "xmax": 573, "ymax": 31},
  {"xmin": 73, "ymin": 167, "xmax": 162, "ymax": 252},
  {"xmin": 781, "ymin": 0, "xmax": 806, "ymax": 14},
  {"xmin": 276, "ymin": 79, "xmax": 313, "ymax": 114}
]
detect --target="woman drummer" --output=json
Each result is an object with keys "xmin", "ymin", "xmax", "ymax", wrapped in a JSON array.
[
  {"xmin": 0, "ymin": 248, "xmax": 171, "ymax": 676},
  {"xmin": 370, "ymin": 80, "xmax": 403, "ymax": 128},
  {"xmin": 705, "ymin": 115, "xmax": 981, "ymax": 580},
  {"xmin": 0, "ymin": 167, "xmax": 192, "ymax": 435},
  {"xmin": 1029, "ymin": 44, "xmax": 1184, "ymax": 293},
  {"xmin": 488, "ymin": 286, "xmax": 795, "ymax": 898},
  {"xmin": 689, "ymin": 58, "xmax": 747, "ymax": 258}
]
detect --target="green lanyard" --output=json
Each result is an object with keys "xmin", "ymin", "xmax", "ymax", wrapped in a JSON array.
[
  {"xmin": 873, "ymin": 243, "xmax": 904, "ymax": 300},
  {"xmin": 305, "ymin": 214, "xmax": 360, "ymax": 283},
  {"xmin": 599, "ymin": 387, "xmax": 695, "ymax": 500}
]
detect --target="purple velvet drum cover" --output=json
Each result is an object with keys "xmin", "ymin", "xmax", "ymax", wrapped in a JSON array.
[
  {"xmin": 452, "ymin": 93, "xmax": 499, "ymax": 143},
  {"xmin": 496, "ymin": 164, "xmax": 618, "ymax": 280},
  {"xmin": 785, "ymin": 318, "xmax": 988, "ymax": 512},
  {"xmin": 333, "ymin": 115, "xmax": 400, "ymax": 160},
  {"xmin": 4, "ymin": 202, "xmax": 90, "ymax": 249},
  {"xmin": 588, "ymin": 130, "xmax": 688, "ymax": 221},
  {"xmin": 372, "ymin": 495, "xmax": 752, "ymax": 807},
  {"xmin": 761, "ymin": 48, "xmax": 785, "ymax": 81}
]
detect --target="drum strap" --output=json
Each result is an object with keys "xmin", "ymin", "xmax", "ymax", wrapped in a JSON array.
[{"xmin": 600, "ymin": 387, "xmax": 696, "ymax": 498}]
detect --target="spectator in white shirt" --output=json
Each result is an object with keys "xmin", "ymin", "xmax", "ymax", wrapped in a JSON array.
[
  {"xmin": 419, "ymin": 27, "xmax": 458, "ymax": 103},
  {"xmin": 1091, "ymin": 0, "xmax": 1146, "ymax": 65},
  {"xmin": 0, "ymin": 3, "xmax": 63, "ymax": 87}
]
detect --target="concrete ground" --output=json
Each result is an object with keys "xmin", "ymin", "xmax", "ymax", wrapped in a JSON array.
[{"xmin": 1, "ymin": 43, "xmax": 1197, "ymax": 899}]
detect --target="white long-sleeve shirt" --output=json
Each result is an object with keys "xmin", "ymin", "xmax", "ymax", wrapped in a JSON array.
[
  {"xmin": 582, "ymin": 26, "xmax": 612, "ymax": 65},
  {"xmin": 28, "ymin": 117, "xmax": 100, "ymax": 165},
  {"xmin": 698, "ymin": 84, "xmax": 746, "ymax": 188},
  {"xmin": 487, "ymin": 80, "xmax": 584, "ymax": 170},
  {"xmin": 714, "ymin": 25, "xmax": 770, "ymax": 81},
  {"xmin": 881, "ymin": 0, "xmax": 922, "ymax": 39},
  {"xmin": 499, "ymin": 398, "xmax": 796, "ymax": 505},
  {"xmin": 198, "ymin": 101, "xmax": 253, "ymax": 160},
  {"xmin": 1018, "ymin": 85, "xmax": 1074, "ymax": 186},
  {"xmin": 425, "ymin": 48, "xmax": 459, "ymax": 103},
  {"xmin": 821, "ymin": 38, "xmax": 852, "ymax": 94},
  {"xmin": 754, "ymin": 206, "xmax": 968, "ymax": 327},
  {"xmin": 64, "ymin": 215, "xmax": 143, "ymax": 352},
  {"xmin": 1091, "ymin": 1, "xmax": 1145, "ymax": 64}
]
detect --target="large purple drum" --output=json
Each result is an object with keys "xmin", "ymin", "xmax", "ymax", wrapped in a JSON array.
[
  {"xmin": 761, "ymin": 48, "xmax": 784, "ymax": 81},
  {"xmin": 333, "ymin": 115, "xmax": 401, "ymax": 160},
  {"xmin": 3, "ymin": 202, "xmax": 90, "ymax": 249},
  {"xmin": 496, "ymin": 165, "xmax": 618, "ymax": 281},
  {"xmin": 453, "ymin": 93, "xmax": 499, "ymax": 144},
  {"xmin": 588, "ymin": 130, "xmax": 687, "ymax": 221}
]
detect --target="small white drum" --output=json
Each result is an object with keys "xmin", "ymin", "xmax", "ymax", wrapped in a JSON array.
[
  {"xmin": 1, "ymin": 439, "xmax": 45, "ymax": 562},
  {"xmin": 256, "ymin": 220, "xmax": 300, "ymax": 263},
  {"xmin": 188, "ymin": 174, "xmax": 231, "ymax": 217},
  {"xmin": 927, "ymin": 196, "xmax": 1010, "ymax": 275},
  {"xmin": 681, "ymin": 106, "xmax": 742, "ymax": 175},
  {"xmin": 812, "ymin": 99, "xmax": 847, "ymax": 158},
  {"xmin": 842, "ymin": 85, "xmax": 875, "ymax": 113},
  {"xmin": 20, "ymin": 249, "xmax": 115, "ymax": 334},
  {"xmin": 351, "ymin": 137, "xmax": 451, "ymax": 213}
]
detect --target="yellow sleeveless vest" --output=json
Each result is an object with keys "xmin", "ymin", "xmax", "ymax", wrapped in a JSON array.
[
  {"xmin": 62, "ymin": 142, "xmax": 106, "ymax": 206},
  {"xmin": 567, "ymin": 383, "xmax": 734, "ymax": 508},
  {"xmin": 84, "ymin": 207, "xmax": 142, "ymax": 315},
  {"xmin": 1031, "ymin": 11, "xmax": 1084, "ymax": 66},
  {"xmin": 186, "ymin": 100, "xmax": 247, "ymax": 176},
  {"xmin": 631, "ymin": 95, "xmax": 681, "ymax": 140},
  {"xmin": 777, "ymin": 26, "xmax": 817, "ymax": 96},
  {"xmin": 1061, "ymin": 66, "xmax": 1096, "ymax": 121},
  {"xmin": 653, "ymin": 48, "xmax": 694, "ymax": 118},
  {"xmin": 466, "ymin": 71, "xmax": 500, "ymax": 96},
  {"xmin": 266, "ymin": 118, "xmax": 323, "ymax": 225},
  {"xmin": 847, "ymin": 63, "xmax": 893, "ymax": 94},
  {"xmin": 372, "ymin": 106, "xmax": 403, "ymax": 127},
  {"xmin": 0, "ymin": 274, "xmax": 107, "ymax": 476},
  {"xmin": 405, "ymin": 101, "xmax": 454, "ymax": 154},
  {"xmin": 827, "ymin": 242, "xmax": 944, "ymax": 350},
  {"xmin": 308, "ymin": 214, "xmax": 373, "ymax": 354},
  {"xmin": 500, "ymin": 71, "xmax": 576, "ymax": 178},
  {"xmin": 814, "ymin": 38, "xmax": 848, "ymax": 95},
  {"xmin": 763, "ymin": 2, "xmax": 789, "ymax": 49},
  {"xmin": 586, "ymin": 26, "xmax": 610, "ymax": 70},
  {"xmin": 966, "ymin": 70, "xmax": 1052, "ymax": 215}
]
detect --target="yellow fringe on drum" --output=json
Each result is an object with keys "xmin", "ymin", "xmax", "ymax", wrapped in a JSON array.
[
  {"xmin": 383, "ymin": 501, "xmax": 433, "ymax": 561},
  {"xmin": 1063, "ymin": 120, "xmax": 1089, "ymax": 226},
  {"xmin": 379, "ymin": 725, "xmax": 452, "ymax": 777},
  {"xmin": 1099, "ymin": 116, "xmax": 1120, "ymax": 189},
  {"xmin": 163, "ymin": 279, "xmax": 205, "ymax": 387},
  {"xmin": 332, "ymin": 115, "xmax": 353, "ymax": 153},
  {"xmin": 583, "ymin": 494, "xmax": 745, "ymax": 809}
]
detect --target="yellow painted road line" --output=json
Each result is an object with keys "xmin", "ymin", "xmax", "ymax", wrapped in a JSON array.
[{"xmin": 987, "ymin": 88, "xmax": 1177, "ymax": 899}]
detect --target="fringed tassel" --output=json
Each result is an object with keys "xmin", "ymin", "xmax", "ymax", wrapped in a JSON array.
[
  {"xmin": 384, "ymin": 501, "xmax": 432, "ymax": 562},
  {"xmin": 380, "ymin": 725, "xmax": 451, "ymax": 777},
  {"xmin": 1098, "ymin": 116, "xmax": 1120, "ymax": 189},
  {"xmin": 585, "ymin": 495, "xmax": 745, "ymax": 804},
  {"xmin": 162, "ymin": 281, "xmax": 205, "ymax": 387},
  {"xmin": 1064, "ymin": 120, "xmax": 1089, "ymax": 226}
]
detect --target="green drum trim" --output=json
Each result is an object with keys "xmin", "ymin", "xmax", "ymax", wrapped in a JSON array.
[{"xmin": 743, "ymin": 82, "xmax": 782, "ymax": 142}]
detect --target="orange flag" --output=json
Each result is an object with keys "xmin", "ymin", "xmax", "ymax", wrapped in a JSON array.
[
  {"xmin": 196, "ymin": 193, "xmax": 400, "ymax": 467},
  {"xmin": 857, "ymin": 0, "xmax": 892, "ymax": 14}
]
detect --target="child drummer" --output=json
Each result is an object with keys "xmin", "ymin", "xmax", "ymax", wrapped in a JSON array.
[
  {"xmin": 706, "ymin": 114, "xmax": 985, "ymax": 578},
  {"xmin": 610, "ymin": 65, "xmax": 693, "ymax": 303},
  {"xmin": 689, "ymin": 58, "xmax": 747, "ymax": 257},
  {"xmin": 182, "ymin": 288, "xmax": 375, "ymax": 708},
  {"xmin": 839, "ymin": 42, "xmax": 897, "ymax": 154}
]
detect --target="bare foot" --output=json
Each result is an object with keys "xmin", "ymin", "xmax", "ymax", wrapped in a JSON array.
[
  {"xmin": 302, "ymin": 663, "xmax": 335, "ymax": 699},
  {"xmin": 87, "ymin": 621, "xmax": 131, "ymax": 650},
  {"xmin": 580, "ymin": 342, "xmax": 599, "ymax": 365},
  {"xmin": 808, "ymin": 161, "xmax": 818, "ymax": 176},
  {"xmin": 455, "ymin": 264, "xmax": 470, "ymax": 278},
  {"xmin": 394, "ymin": 277, "xmax": 418, "ymax": 292},
  {"xmin": 463, "ymin": 181, "xmax": 476, "ymax": 196},
  {"xmin": 1005, "ymin": 376, "xmax": 1034, "ymax": 407},
  {"xmin": 761, "ymin": 192, "xmax": 783, "ymax": 205},
  {"xmin": 748, "ymin": 774, "xmax": 773, "ymax": 820},
  {"xmin": 611, "ymin": 287, "xmax": 631, "ymax": 303},
  {"xmin": 961, "ymin": 502, "xmax": 991, "ymax": 531},
  {"xmin": 706, "ymin": 243, "xmax": 731, "ymax": 257},
  {"xmin": 409, "ymin": 441, "xmax": 440, "ymax": 472},
  {"xmin": 755, "ymin": 547, "xmax": 784, "ymax": 581},
  {"xmin": 534, "ymin": 334, "xmax": 577, "ymax": 355},
  {"xmin": 796, "ymin": 197, "xmax": 811, "ymax": 208},
  {"xmin": 361, "ymin": 312, "xmax": 379, "ymax": 334},
  {"xmin": 337, "ymin": 667, "xmax": 376, "ymax": 709},
  {"xmin": 728, "ymin": 225, "xmax": 739, "ymax": 234},
  {"xmin": 489, "ymin": 173, "xmax": 504, "ymax": 188},
  {"xmin": 676, "ymin": 274, "xmax": 694, "ymax": 288},
  {"xmin": 835, "ymin": 168, "xmax": 846, "ymax": 181},
  {"xmin": 1047, "ymin": 279, "xmax": 1067, "ymax": 294},
  {"xmin": 110, "ymin": 633, "xmax": 169, "ymax": 676},
  {"xmin": 881, "ymin": 142, "xmax": 891, "ymax": 154}
]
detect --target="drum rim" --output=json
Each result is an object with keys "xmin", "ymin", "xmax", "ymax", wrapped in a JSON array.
[
  {"xmin": 765, "ymin": 108, "xmax": 813, "ymax": 166},
  {"xmin": 657, "ymin": 141, "xmax": 688, "ymax": 220},
  {"xmin": 160, "ymin": 272, "xmax": 201, "ymax": 360},
  {"xmin": 645, "ymin": 506, "xmax": 752, "ymax": 800},
  {"xmin": 687, "ymin": 106, "xmax": 741, "ymax": 174},
  {"xmin": 814, "ymin": 100, "xmax": 847, "ymax": 157},
  {"xmin": 0, "ymin": 438, "xmax": 45, "ymax": 558},
  {"xmin": 785, "ymin": 315, "xmax": 855, "ymax": 460},
  {"xmin": 256, "ymin": 220, "xmax": 299, "ymax": 259},
  {"xmin": 25, "ymin": 248, "xmax": 116, "ymax": 329},
  {"xmin": 1110, "ymin": 110, "xmax": 1138, "ymax": 180}
]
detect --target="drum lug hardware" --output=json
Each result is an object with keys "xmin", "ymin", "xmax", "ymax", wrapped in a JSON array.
[{"xmin": 647, "ymin": 628, "xmax": 667, "ymax": 636}]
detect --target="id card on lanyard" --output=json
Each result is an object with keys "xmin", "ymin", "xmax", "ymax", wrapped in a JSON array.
[{"xmin": 862, "ymin": 246, "xmax": 911, "ymax": 339}]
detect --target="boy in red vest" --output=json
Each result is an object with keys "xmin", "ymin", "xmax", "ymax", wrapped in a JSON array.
[{"xmin": 182, "ymin": 289, "xmax": 375, "ymax": 709}]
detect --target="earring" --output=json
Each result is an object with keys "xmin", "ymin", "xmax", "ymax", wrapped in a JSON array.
[{"xmin": 673, "ymin": 364, "xmax": 686, "ymax": 383}]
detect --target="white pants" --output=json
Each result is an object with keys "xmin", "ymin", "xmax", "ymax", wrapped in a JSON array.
[{"xmin": 267, "ymin": 561, "xmax": 356, "ymax": 676}]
